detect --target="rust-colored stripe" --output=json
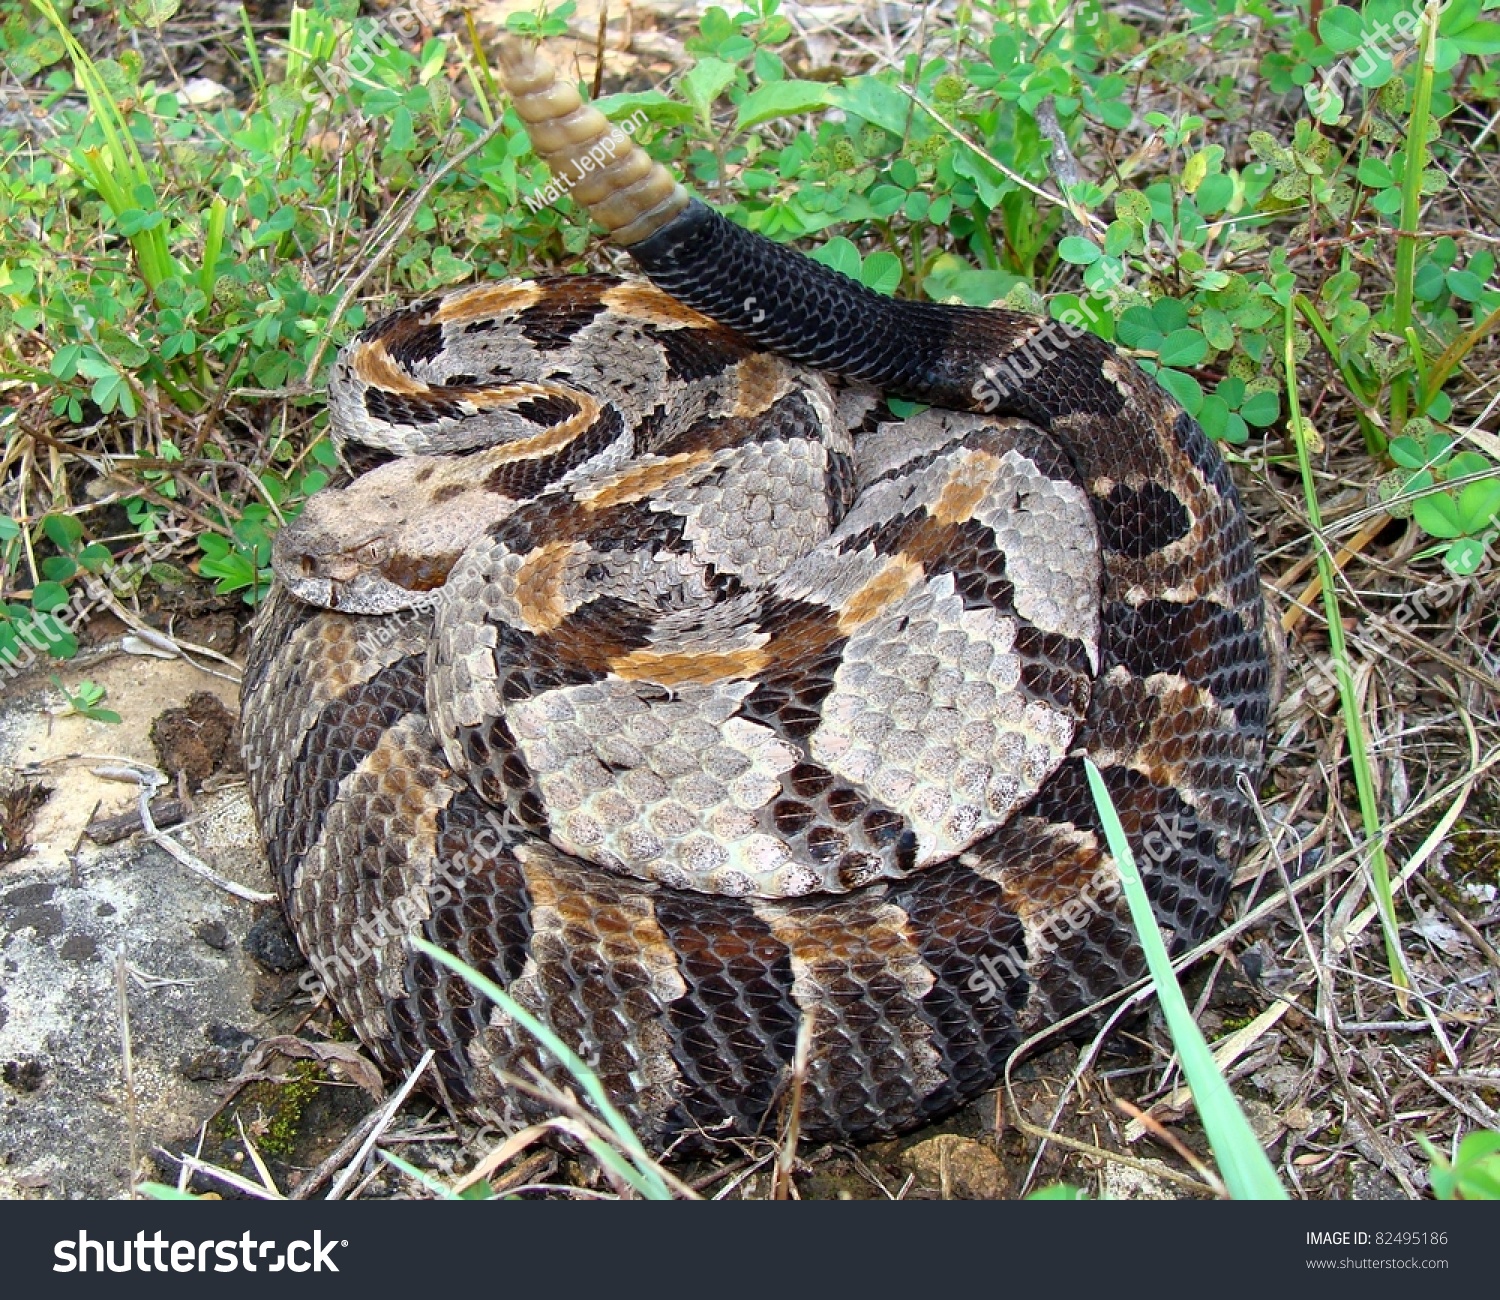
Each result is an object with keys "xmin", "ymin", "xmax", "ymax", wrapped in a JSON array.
[
  {"xmin": 513, "ymin": 539, "xmax": 584, "ymax": 634},
  {"xmin": 931, "ymin": 449, "xmax": 1004, "ymax": 525},
  {"xmin": 433, "ymin": 281, "xmax": 545, "ymax": 324},
  {"xmin": 602, "ymin": 281, "xmax": 716, "ymax": 329},
  {"xmin": 731, "ymin": 353, "xmax": 790, "ymax": 419},
  {"xmin": 349, "ymin": 339, "xmax": 428, "ymax": 395},
  {"xmin": 470, "ymin": 847, "xmax": 687, "ymax": 1143},
  {"xmin": 836, "ymin": 555, "xmax": 923, "ymax": 634},
  {"xmin": 578, "ymin": 449, "xmax": 714, "ymax": 511},
  {"xmin": 750, "ymin": 893, "xmax": 947, "ymax": 1141},
  {"xmin": 609, "ymin": 644, "xmax": 769, "ymax": 686}
]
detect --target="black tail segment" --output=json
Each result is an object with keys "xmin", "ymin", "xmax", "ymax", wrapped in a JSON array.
[{"xmin": 626, "ymin": 198, "xmax": 1126, "ymax": 427}]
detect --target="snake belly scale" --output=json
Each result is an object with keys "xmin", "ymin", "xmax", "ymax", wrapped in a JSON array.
[{"xmin": 240, "ymin": 39, "xmax": 1270, "ymax": 1149}]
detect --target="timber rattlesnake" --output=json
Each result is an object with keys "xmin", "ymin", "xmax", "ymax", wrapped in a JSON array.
[{"xmin": 241, "ymin": 38, "xmax": 1269, "ymax": 1150}]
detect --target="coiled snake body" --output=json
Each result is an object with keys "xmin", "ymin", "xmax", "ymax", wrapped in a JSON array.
[{"xmin": 241, "ymin": 40, "xmax": 1269, "ymax": 1149}]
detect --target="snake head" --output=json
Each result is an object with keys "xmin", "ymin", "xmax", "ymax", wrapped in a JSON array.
[{"xmin": 273, "ymin": 455, "xmax": 515, "ymax": 614}]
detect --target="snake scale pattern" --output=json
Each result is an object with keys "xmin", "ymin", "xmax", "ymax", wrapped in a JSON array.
[{"xmin": 241, "ymin": 39, "xmax": 1270, "ymax": 1151}]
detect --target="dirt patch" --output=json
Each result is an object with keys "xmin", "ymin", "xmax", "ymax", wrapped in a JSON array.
[
  {"xmin": 151, "ymin": 690, "xmax": 241, "ymax": 791},
  {"xmin": 0, "ymin": 654, "xmax": 240, "ymax": 872}
]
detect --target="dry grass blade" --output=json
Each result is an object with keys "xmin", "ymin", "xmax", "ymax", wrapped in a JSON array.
[
  {"xmin": 326, "ymin": 1048, "xmax": 435, "ymax": 1200},
  {"xmin": 774, "ymin": 1011, "xmax": 815, "ymax": 1200}
]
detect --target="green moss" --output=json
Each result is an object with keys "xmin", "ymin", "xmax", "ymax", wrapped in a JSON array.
[
  {"xmin": 211, "ymin": 1107, "xmax": 237, "ymax": 1147},
  {"xmin": 212, "ymin": 1060, "xmax": 327, "ymax": 1161},
  {"xmin": 1424, "ymin": 793, "xmax": 1500, "ymax": 916},
  {"xmin": 257, "ymin": 1060, "xmax": 324, "ymax": 1160},
  {"xmin": 1392, "ymin": 787, "xmax": 1498, "ymax": 917},
  {"xmin": 1448, "ymin": 811, "xmax": 1499, "ymax": 886}
]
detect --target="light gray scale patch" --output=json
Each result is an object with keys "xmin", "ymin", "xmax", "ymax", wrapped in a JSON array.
[
  {"xmin": 844, "ymin": 426, "xmax": 1101, "ymax": 657},
  {"xmin": 974, "ymin": 449, "xmax": 1101, "ymax": 658},
  {"xmin": 848, "ymin": 407, "xmax": 999, "ymax": 488},
  {"xmin": 588, "ymin": 545, "xmax": 725, "ymax": 615},
  {"xmin": 672, "ymin": 438, "xmax": 841, "ymax": 586},
  {"xmin": 508, "ymin": 679, "xmax": 807, "ymax": 896},
  {"xmin": 809, "ymin": 573, "xmax": 1078, "ymax": 867},
  {"xmin": 798, "ymin": 422, "xmax": 1100, "ymax": 868},
  {"xmin": 427, "ymin": 554, "xmax": 508, "ymax": 771}
]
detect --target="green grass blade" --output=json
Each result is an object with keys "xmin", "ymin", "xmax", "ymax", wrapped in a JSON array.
[
  {"xmin": 1084, "ymin": 759, "xmax": 1288, "ymax": 1200},
  {"xmin": 136, "ymin": 1181, "xmax": 204, "ymax": 1200},
  {"xmin": 241, "ymin": 3, "xmax": 267, "ymax": 99},
  {"xmin": 33, "ymin": 0, "xmax": 177, "ymax": 291},
  {"xmin": 378, "ymin": 1147, "xmax": 462, "ymax": 1199},
  {"xmin": 1422, "ymin": 303, "xmax": 1500, "ymax": 410},
  {"xmin": 1388, "ymin": 1, "xmax": 1440, "ymax": 432},
  {"xmin": 1026, "ymin": 1184, "xmax": 1087, "ymax": 1200},
  {"xmin": 1293, "ymin": 292, "xmax": 1384, "ymax": 455},
  {"xmin": 201, "ymin": 195, "xmax": 228, "ymax": 307},
  {"xmin": 1282, "ymin": 295, "xmax": 1408, "ymax": 998},
  {"xmin": 566, "ymin": 1127, "xmax": 668, "ymax": 1199},
  {"xmin": 410, "ymin": 935, "xmax": 672, "ymax": 1199}
]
